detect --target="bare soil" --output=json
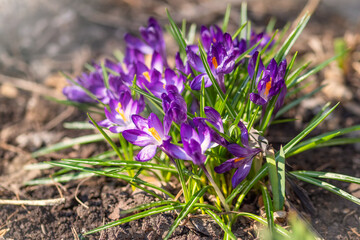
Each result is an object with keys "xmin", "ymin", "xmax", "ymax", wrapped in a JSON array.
[{"xmin": 1, "ymin": 0, "xmax": 360, "ymax": 239}]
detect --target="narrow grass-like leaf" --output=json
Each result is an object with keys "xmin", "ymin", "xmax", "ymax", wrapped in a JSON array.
[
  {"xmin": 164, "ymin": 186, "xmax": 210, "ymax": 240},
  {"xmin": 282, "ymin": 103, "xmax": 339, "ymax": 155},
  {"xmin": 63, "ymin": 159, "xmax": 178, "ymax": 173},
  {"xmin": 120, "ymin": 200, "xmax": 178, "ymax": 215},
  {"xmin": 226, "ymin": 179, "xmax": 249, "ymax": 204},
  {"xmin": 275, "ymin": 85, "xmax": 325, "ymax": 118},
  {"xmin": 274, "ymin": 13, "xmax": 310, "ymax": 62},
  {"xmin": 290, "ymin": 172, "xmax": 360, "ymax": 205},
  {"xmin": 265, "ymin": 148, "xmax": 281, "ymax": 211},
  {"xmin": 49, "ymin": 162, "xmax": 175, "ymax": 199},
  {"xmin": 63, "ymin": 121, "xmax": 93, "ymax": 129},
  {"xmin": 235, "ymin": 41, "xmax": 261, "ymax": 64},
  {"xmin": 85, "ymin": 205, "xmax": 181, "ymax": 235},
  {"xmin": 289, "ymin": 52, "xmax": 346, "ymax": 88},
  {"xmin": 291, "ymin": 171, "xmax": 360, "ymax": 184},
  {"xmin": 32, "ymin": 133, "xmax": 117, "ymax": 157},
  {"xmin": 240, "ymin": 2, "xmax": 247, "ymax": 39},
  {"xmin": 234, "ymin": 212, "xmax": 290, "ymax": 238},
  {"xmin": 286, "ymin": 61, "xmax": 311, "ymax": 87},
  {"xmin": 205, "ymin": 209, "xmax": 237, "ymax": 240},
  {"xmin": 277, "ymin": 146, "xmax": 286, "ymax": 210},
  {"xmin": 200, "ymin": 78, "xmax": 206, "ymax": 118},
  {"xmin": 44, "ymin": 96, "xmax": 103, "ymax": 114},
  {"xmin": 101, "ymin": 62, "xmax": 110, "ymax": 89},
  {"xmin": 260, "ymin": 184, "xmax": 275, "ymax": 234},
  {"xmin": 166, "ymin": 9, "xmax": 187, "ymax": 57},
  {"xmin": 232, "ymin": 22, "xmax": 247, "ymax": 41},
  {"xmin": 24, "ymin": 172, "xmax": 94, "ymax": 185},
  {"xmin": 88, "ymin": 113, "xmax": 124, "ymax": 160},
  {"xmin": 222, "ymin": 4, "xmax": 231, "ymax": 32},
  {"xmin": 287, "ymin": 125, "xmax": 360, "ymax": 157},
  {"xmin": 312, "ymin": 138, "xmax": 360, "ymax": 148}
]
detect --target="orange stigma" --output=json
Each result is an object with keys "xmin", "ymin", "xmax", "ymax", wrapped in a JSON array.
[
  {"xmin": 143, "ymin": 71, "xmax": 151, "ymax": 82},
  {"xmin": 212, "ymin": 57, "xmax": 218, "ymax": 69},
  {"xmin": 149, "ymin": 127, "xmax": 161, "ymax": 142},
  {"xmin": 213, "ymin": 37, "xmax": 217, "ymax": 43},
  {"xmin": 264, "ymin": 77, "xmax": 272, "ymax": 97},
  {"xmin": 234, "ymin": 157, "xmax": 245, "ymax": 163},
  {"xmin": 115, "ymin": 102, "xmax": 127, "ymax": 122}
]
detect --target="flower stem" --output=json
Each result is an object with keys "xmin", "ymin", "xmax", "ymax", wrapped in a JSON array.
[{"xmin": 202, "ymin": 165, "xmax": 230, "ymax": 213}]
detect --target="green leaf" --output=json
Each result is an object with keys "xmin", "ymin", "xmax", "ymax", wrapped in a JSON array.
[
  {"xmin": 63, "ymin": 121, "xmax": 94, "ymax": 129},
  {"xmin": 101, "ymin": 62, "xmax": 110, "ymax": 89},
  {"xmin": 260, "ymin": 184, "xmax": 275, "ymax": 234},
  {"xmin": 120, "ymin": 200, "xmax": 178, "ymax": 215},
  {"xmin": 226, "ymin": 179, "xmax": 249, "ymax": 204},
  {"xmin": 88, "ymin": 113, "xmax": 124, "ymax": 160},
  {"xmin": 282, "ymin": 103, "xmax": 339, "ymax": 155},
  {"xmin": 62, "ymin": 158, "xmax": 178, "ymax": 173},
  {"xmin": 205, "ymin": 209, "xmax": 237, "ymax": 240},
  {"xmin": 275, "ymin": 85, "xmax": 325, "ymax": 118},
  {"xmin": 287, "ymin": 125, "xmax": 360, "ymax": 157},
  {"xmin": 291, "ymin": 171, "xmax": 360, "ymax": 184},
  {"xmin": 32, "ymin": 133, "xmax": 117, "ymax": 157},
  {"xmin": 49, "ymin": 162, "xmax": 175, "ymax": 199},
  {"xmin": 164, "ymin": 186, "xmax": 210, "ymax": 240},
  {"xmin": 240, "ymin": 2, "xmax": 247, "ymax": 39},
  {"xmin": 290, "ymin": 172, "xmax": 360, "ymax": 205},
  {"xmin": 274, "ymin": 13, "xmax": 310, "ymax": 62},
  {"xmin": 232, "ymin": 22, "xmax": 247, "ymax": 41},
  {"xmin": 85, "ymin": 205, "xmax": 181, "ymax": 235},
  {"xmin": 24, "ymin": 172, "xmax": 94, "ymax": 185},
  {"xmin": 222, "ymin": 4, "xmax": 231, "ymax": 32},
  {"xmin": 289, "ymin": 52, "xmax": 346, "ymax": 88},
  {"xmin": 265, "ymin": 148, "xmax": 281, "ymax": 211},
  {"xmin": 166, "ymin": 9, "xmax": 187, "ymax": 57},
  {"xmin": 277, "ymin": 146, "xmax": 286, "ymax": 210}
]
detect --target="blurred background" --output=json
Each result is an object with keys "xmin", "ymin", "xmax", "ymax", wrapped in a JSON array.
[{"xmin": 0, "ymin": 0, "xmax": 359, "ymax": 239}]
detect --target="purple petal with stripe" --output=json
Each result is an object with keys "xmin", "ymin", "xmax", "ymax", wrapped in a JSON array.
[{"xmin": 136, "ymin": 144, "xmax": 158, "ymax": 162}]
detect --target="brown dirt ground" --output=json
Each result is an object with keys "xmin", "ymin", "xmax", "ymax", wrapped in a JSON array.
[{"xmin": 1, "ymin": 0, "xmax": 360, "ymax": 239}]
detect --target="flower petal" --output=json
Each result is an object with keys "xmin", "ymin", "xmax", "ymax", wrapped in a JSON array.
[
  {"xmin": 232, "ymin": 162, "xmax": 252, "ymax": 187},
  {"xmin": 214, "ymin": 158, "xmax": 236, "ymax": 174},
  {"xmin": 136, "ymin": 145, "xmax": 158, "ymax": 162},
  {"xmin": 162, "ymin": 141, "xmax": 192, "ymax": 161},
  {"xmin": 122, "ymin": 129, "xmax": 156, "ymax": 146},
  {"xmin": 148, "ymin": 113, "xmax": 164, "ymax": 139},
  {"xmin": 249, "ymin": 93, "xmax": 267, "ymax": 106}
]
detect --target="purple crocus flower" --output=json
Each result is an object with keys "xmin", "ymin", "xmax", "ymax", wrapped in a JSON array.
[
  {"xmin": 163, "ymin": 123, "xmax": 211, "ymax": 165},
  {"xmin": 122, "ymin": 113, "xmax": 170, "ymax": 161},
  {"xmin": 193, "ymin": 107, "xmax": 227, "ymax": 147},
  {"xmin": 187, "ymin": 42, "xmax": 238, "ymax": 92},
  {"xmin": 249, "ymin": 30, "xmax": 274, "ymax": 53},
  {"xmin": 214, "ymin": 121, "xmax": 261, "ymax": 187},
  {"xmin": 249, "ymin": 52, "xmax": 287, "ymax": 109},
  {"xmin": 124, "ymin": 18, "xmax": 167, "ymax": 67},
  {"xmin": 200, "ymin": 25, "xmax": 224, "ymax": 52},
  {"xmin": 63, "ymin": 70, "xmax": 113, "ymax": 104},
  {"xmin": 161, "ymin": 85, "xmax": 187, "ymax": 133},
  {"xmin": 97, "ymin": 90, "xmax": 145, "ymax": 133}
]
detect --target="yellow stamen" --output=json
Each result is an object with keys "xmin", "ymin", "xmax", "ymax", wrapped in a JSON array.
[
  {"xmin": 143, "ymin": 71, "xmax": 151, "ymax": 82},
  {"xmin": 212, "ymin": 57, "xmax": 218, "ymax": 69},
  {"xmin": 163, "ymin": 83, "xmax": 166, "ymax": 89},
  {"xmin": 148, "ymin": 127, "xmax": 161, "ymax": 142},
  {"xmin": 115, "ymin": 102, "xmax": 127, "ymax": 122},
  {"xmin": 264, "ymin": 77, "xmax": 272, "ymax": 97},
  {"xmin": 234, "ymin": 157, "xmax": 245, "ymax": 163}
]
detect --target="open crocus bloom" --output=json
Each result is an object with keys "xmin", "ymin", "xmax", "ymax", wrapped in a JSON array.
[
  {"xmin": 163, "ymin": 123, "xmax": 212, "ymax": 166},
  {"xmin": 122, "ymin": 113, "xmax": 170, "ymax": 162},
  {"xmin": 249, "ymin": 52, "xmax": 287, "ymax": 108},
  {"xmin": 214, "ymin": 121, "xmax": 261, "ymax": 187},
  {"xmin": 97, "ymin": 90, "xmax": 145, "ymax": 133}
]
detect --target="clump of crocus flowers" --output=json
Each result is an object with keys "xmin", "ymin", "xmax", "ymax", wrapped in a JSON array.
[{"xmin": 63, "ymin": 17, "xmax": 280, "ymax": 189}]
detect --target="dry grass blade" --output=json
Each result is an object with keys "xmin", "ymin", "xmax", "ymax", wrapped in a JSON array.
[{"xmin": 0, "ymin": 198, "xmax": 65, "ymax": 206}]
